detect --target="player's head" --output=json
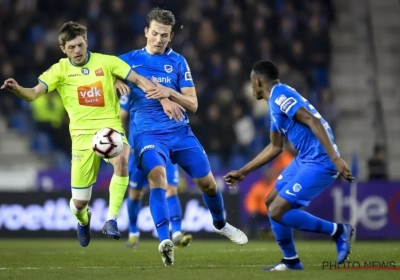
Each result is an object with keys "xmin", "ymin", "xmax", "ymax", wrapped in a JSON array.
[
  {"xmin": 250, "ymin": 60, "xmax": 280, "ymax": 100},
  {"xmin": 59, "ymin": 21, "xmax": 88, "ymax": 66},
  {"xmin": 145, "ymin": 8, "xmax": 175, "ymax": 54}
]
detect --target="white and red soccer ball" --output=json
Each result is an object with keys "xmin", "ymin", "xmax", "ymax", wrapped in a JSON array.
[{"xmin": 92, "ymin": 128, "xmax": 123, "ymax": 159}]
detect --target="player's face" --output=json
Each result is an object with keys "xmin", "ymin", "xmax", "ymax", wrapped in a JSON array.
[
  {"xmin": 61, "ymin": 36, "xmax": 88, "ymax": 66},
  {"xmin": 250, "ymin": 71, "xmax": 264, "ymax": 100},
  {"xmin": 145, "ymin": 21, "xmax": 173, "ymax": 54}
]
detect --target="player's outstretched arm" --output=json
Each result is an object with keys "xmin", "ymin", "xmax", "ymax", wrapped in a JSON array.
[
  {"xmin": 146, "ymin": 79, "xmax": 198, "ymax": 113},
  {"xmin": 224, "ymin": 131, "xmax": 284, "ymax": 188},
  {"xmin": 294, "ymin": 107, "xmax": 354, "ymax": 182},
  {"xmin": 1, "ymin": 78, "xmax": 47, "ymax": 102},
  {"xmin": 125, "ymin": 70, "xmax": 157, "ymax": 93}
]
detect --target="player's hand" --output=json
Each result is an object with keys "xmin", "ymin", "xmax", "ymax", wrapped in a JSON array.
[
  {"xmin": 1, "ymin": 78, "xmax": 19, "ymax": 92},
  {"xmin": 145, "ymin": 77, "xmax": 171, "ymax": 99},
  {"xmin": 160, "ymin": 98, "xmax": 186, "ymax": 122},
  {"xmin": 223, "ymin": 170, "xmax": 245, "ymax": 189},
  {"xmin": 114, "ymin": 79, "xmax": 130, "ymax": 95},
  {"xmin": 333, "ymin": 158, "xmax": 354, "ymax": 182}
]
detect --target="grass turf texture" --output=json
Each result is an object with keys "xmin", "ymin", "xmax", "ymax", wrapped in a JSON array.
[{"xmin": 0, "ymin": 239, "xmax": 399, "ymax": 279}]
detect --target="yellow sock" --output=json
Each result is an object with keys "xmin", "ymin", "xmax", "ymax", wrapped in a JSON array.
[
  {"xmin": 108, "ymin": 175, "xmax": 129, "ymax": 220},
  {"xmin": 69, "ymin": 199, "xmax": 88, "ymax": 226}
]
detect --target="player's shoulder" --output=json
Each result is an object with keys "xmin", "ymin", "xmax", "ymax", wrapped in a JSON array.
[
  {"xmin": 118, "ymin": 49, "xmax": 142, "ymax": 62},
  {"xmin": 48, "ymin": 58, "xmax": 69, "ymax": 72},
  {"xmin": 270, "ymin": 84, "xmax": 302, "ymax": 110},
  {"xmin": 166, "ymin": 48, "xmax": 187, "ymax": 63}
]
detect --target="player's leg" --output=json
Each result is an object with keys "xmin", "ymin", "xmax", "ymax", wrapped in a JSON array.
[
  {"xmin": 70, "ymin": 136, "xmax": 101, "ymax": 247},
  {"xmin": 166, "ymin": 163, "xmax": 192, "ymax": 248},
  {"xmin": 269, "ymin": 162, "xmax": 354, "ymax": 265},
  {"xmin": 126, "ymin": 157, "xmax": 147, "ymax": 248},
  {"xmin": 171, "ymin": 130, "xmax": 247, "ymax": 245},
  {"xmin": 103, "ymin": 141, "xmax": 130, "ymax": 239},
  {"xmin": 135, "ymin": 138, "xmax": 174, "ymax": 266},
  {"xmin": 263, "ymin": 160, "xmax": 303, "ymax": 271}
]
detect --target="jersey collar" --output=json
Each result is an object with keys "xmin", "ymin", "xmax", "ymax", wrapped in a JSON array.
[
  {"xmin": 142, "ymin": 47, "xmax": 172, "ymax": 56},
  {"xmin": 68, "ymin": 51, "xmax": 91, "ymax": 67}
]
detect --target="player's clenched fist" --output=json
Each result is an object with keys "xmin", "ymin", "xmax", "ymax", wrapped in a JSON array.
[
  {"xmin": 1, "ymin": 78, "xmax": 20, "ymax": 92},
  {"xmin": 223, "ymin": 170, "xmax": 245, "ymax": 189},
  {"xmin": 333, "ymin": 158, "xmax": 354, "ymax": 182}
]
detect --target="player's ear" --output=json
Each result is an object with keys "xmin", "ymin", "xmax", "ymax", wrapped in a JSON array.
[
  {"xmin": 169, "ymin": 32, "xmax": 174, "ymax": 42},
  {"xmin": 144, "ymin": 27, "xmax": 148, "ymax": 37},
  {"xmin": 60, "ymin": 46, "xmax": 66, "ymax": 54}
]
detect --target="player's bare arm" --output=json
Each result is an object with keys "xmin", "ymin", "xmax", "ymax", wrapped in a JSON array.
[
  {"xmin": 294, "ymin": 107, "xmax": 354, "ymax": 182},
  {"xmin": 159, "ymin": 98, "xmax": 186, "ymax": 122},
  {"xmin": 146, "ymin": 79, "xmax": 198, "ymax": 113},
  {"xmin": 125, "ymin": 70, "xmax": 158, "ymax": 94},
  {"xmin": 224, "ymin": 131, "xmax": 284, "ymax": 188},
  {"xmin": 1, "ymin": 78, "xmax": 47, "ymax": 102},
  {"xmin": 114, "ymin": 79, "xmax": 130, "ymax": 95}
]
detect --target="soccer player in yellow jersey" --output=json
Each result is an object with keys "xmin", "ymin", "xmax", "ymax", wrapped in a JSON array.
[{"xmin": 1, "ymin": 21, "xmax": 185, "ymax": 247}]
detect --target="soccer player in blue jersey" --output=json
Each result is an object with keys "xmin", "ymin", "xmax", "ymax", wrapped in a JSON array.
[
  {"xmin": 119, "ymin": 95, "xmax": 192, "ymax": 248},
  {"xmin": 117, "ymin": 8, "xmax": 248, "ymax": 266},
  {"xmin": 224, "ymin": 60, "xmax": 355, "ymax": 271}
]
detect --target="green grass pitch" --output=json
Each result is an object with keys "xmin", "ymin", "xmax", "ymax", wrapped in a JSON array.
[{"xmin": 0, "ymin": 238, "xmax": 399, "ymax": 279}]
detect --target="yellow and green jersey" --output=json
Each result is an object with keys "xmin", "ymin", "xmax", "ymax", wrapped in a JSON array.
[{"xmin": 38, "ymin": 52, "xmax": 131, "ymax": 147}]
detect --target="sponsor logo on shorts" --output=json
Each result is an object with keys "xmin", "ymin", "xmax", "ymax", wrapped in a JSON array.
[
  {"xmin": 293, "ymin": 183, "xmax": 302, "ymax": 192},
  {"xmin": 139, "ymin": 144, "xmax": 155, "ymax": 155},
  {"xmin": 77, "ymin": 81, "xmax": 105, "ymax": 107},
  {"xmin": 280, "ymin": 97, "xmax": 297, "ymax": 114},
  {"xmin": 274, "ymin": 94, "xmax": 287, "ymax": 106}
]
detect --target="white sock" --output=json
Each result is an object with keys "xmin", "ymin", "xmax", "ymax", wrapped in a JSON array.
[
  {"xmin": 172, "ymin": 231, "xmax": 182, "ymax": 239},
  {"xmin": 107, "ymin": 214, "xmax": 117, "ymax": 221},
  {"xmin": 129, "ymin": 232, "xmax": 140, "ymax": 238},
  {"xmin": 330, "ymin": 223, "xmax": 338, "ymax": 236},
  {"xmin": 284, "ymin": 255, "xmax": 299, "ymax": 260}
]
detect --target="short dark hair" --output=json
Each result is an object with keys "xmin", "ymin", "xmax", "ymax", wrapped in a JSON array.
[
  {"xmin": 252, "ymin": 60, "xmax": 279, "ymax": 81},
  {"xmin": 146, "ymin": 7, "xmax": 176, "ymax": 28},
  {"xmin": 58, "ymin": 21, "xmax": 87, "ymax": 46}
]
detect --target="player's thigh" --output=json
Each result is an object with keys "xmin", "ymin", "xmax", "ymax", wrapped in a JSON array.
[
  {"xmin": 133, "ymin": 134, "xmax": 170, "ymax": 173},
  {"xmin": 278, "ymin": 164, "xmax": 337, "ymax": 208},
  {"xmin": 105, "ymin": 134, "xmax": 130, "ymax": 165},
  {"xmin": 71, "ymin": 149, "xmax": 101, "ymax": 200},
  {"xmin": 171, "ymin": 132, "xmax": 210, "ymax": 179},
  {"xmin": 274, "ymin": 158, "xmax": 301, "ymax": 192}
]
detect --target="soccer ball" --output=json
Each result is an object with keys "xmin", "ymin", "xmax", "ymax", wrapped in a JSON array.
[{"xmin": 92, "ymin": 128, "xmax": 123, "ymax": 159}]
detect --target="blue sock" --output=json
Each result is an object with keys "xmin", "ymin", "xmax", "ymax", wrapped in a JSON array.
[
  {"xmin": 279, "ymin": 209, "xmax": 335, "ymax": 235},
  {"xmin": 269, "ymin": 214, "xmax": 298, "ymax": 258},
  {"xmin": 150, "ymin": 188, "xmax": 170, "ymax": 242},
  {"xmin": 127, "ymin": 198, "xmax": 142, "ymax": 234},
  {"xmin": 167, "ymin": 195, "xmax": 182, "ymax": 234},
  {"xmin": 202, "ymin": 188, "xmax": 225, "ymax": 229}
]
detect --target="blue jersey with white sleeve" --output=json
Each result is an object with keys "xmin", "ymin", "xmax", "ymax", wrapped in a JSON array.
[
  {"xmin": 269, "ymin": 84, "xmax": 340, "ymax": 166},
  {"xmin": 118, "ymin": 47, "xmax": 194, "ymax": 135}
]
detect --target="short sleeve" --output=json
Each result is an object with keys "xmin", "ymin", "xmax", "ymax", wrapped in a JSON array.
[
  {"xmin": 178, "ymin": 56, "xmax": 194, "ymax": 88},
  {"xmin": 270, "ymin": 86, "xmax": 306, "ymax": 119},
  {"xmin": 119, "ymin": 95, "xmax": 130, "ymax": 112},
  {"xmin": 108, "ymin": 55, "xmax": 132, "ymax": 80},
  {"xmin": 38, "ymin": 63, "xmax": 62, "ymax": 93}
]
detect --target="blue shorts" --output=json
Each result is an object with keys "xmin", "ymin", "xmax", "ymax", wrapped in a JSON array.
[
  {"xmin": 134, "ymin": 126, "xmax": 211, "ymax": 179},
  {"xmin": 276, "ymin": 157, "xmax": 339, "ymax": 208},
  {"xmin": 128, "ymin": 152, "xmax": 179, "ymax": 189}
]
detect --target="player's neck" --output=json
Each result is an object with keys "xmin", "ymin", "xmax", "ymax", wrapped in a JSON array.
[{"xmin": 145, "ymin": 45, "xmax": 167, "ymax": 55}]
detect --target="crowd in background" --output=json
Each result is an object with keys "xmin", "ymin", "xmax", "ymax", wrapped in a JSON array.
[{"xmin": 0, "ymin": 0, "xmax": 336, "ymax": 170}]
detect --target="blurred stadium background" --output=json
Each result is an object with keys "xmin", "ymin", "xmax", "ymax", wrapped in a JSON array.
[{"xmin": 0, "ymin": 0, "xmax": 399, "ymax": 244}]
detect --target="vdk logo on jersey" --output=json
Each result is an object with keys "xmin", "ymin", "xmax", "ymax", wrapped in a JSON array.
[
  {"xmin": 164, "ymin": 65, "xmax": 173, "ymax": 73},
  {"xmin": 77, "ymin": 81, "xmax": 105, "ymax": 107}
]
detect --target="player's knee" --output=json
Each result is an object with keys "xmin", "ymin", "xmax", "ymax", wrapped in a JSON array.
[
  {"xmin": 112, "ymin": 154, "xmax": 129, "ymax": 175},
  {"xmin": 148, "ymin": 166, "xmax": 167, "ymax": 188},
  {"xmin": 129, "ymin": 188, "xmax": 144, "ymax": 200},
  {"xmin": 194, "ymin": 173, "xmax": 217, "ymax": 195},
  {"xmin": 72, "ymin": 199, "xmax": 89, "ymax": 211},
  {"xmin": 166, "ymin": 185, "xmax": 178, "ymax": 197}
]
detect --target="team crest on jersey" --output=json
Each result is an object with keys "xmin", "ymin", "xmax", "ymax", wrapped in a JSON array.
[
  {"xmin": 81, "ymin": 68, "xmax": 90, "ymax": 75},
  {"xmin": 164, "ymin": 65, "xmax": 173, "ymax": 73}
]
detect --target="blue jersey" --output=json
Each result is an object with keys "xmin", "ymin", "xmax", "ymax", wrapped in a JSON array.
[
  {"xmin": 118, "ymin": 47, "xmax": 194, "ymax": 135},
  {"xmin": 269, "ymin": 83, "xmax": 340, "ymax": 165}
]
